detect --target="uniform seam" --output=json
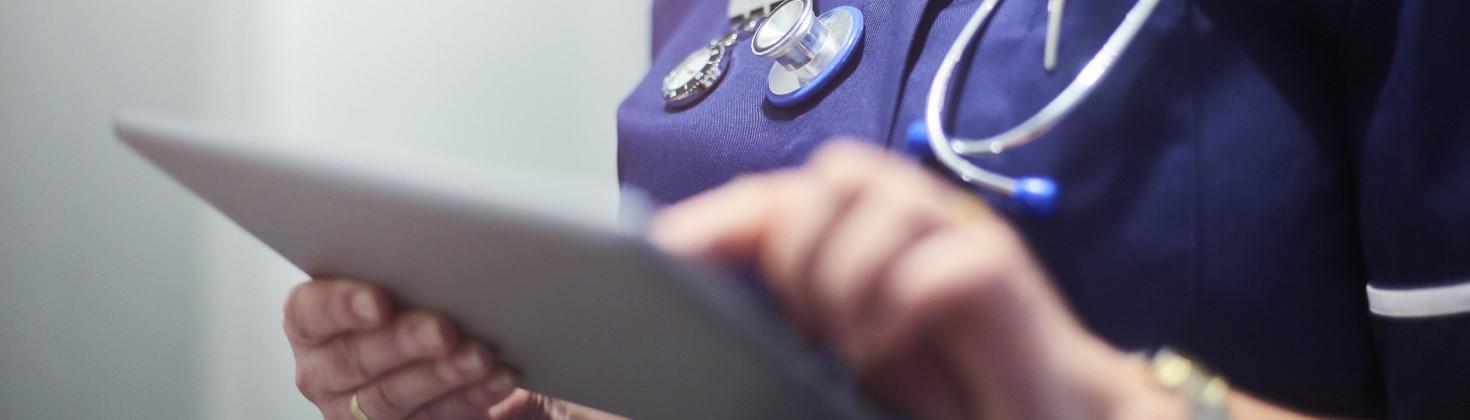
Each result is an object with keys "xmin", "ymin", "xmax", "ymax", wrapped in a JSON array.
[
  {"xmin": 1184, "ymin": 0, "xmax": 1203, "ymax": 351},
  {"xmin": 880, "ymin": 0, "xmax": 945, "ymax": 149}
]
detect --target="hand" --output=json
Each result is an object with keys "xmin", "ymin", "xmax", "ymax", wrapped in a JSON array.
[
  {"xmin": 284, "ymin": 279, "xmax": 518, "ymax": 420},
  {"xmin": 283, "ymin": 279, "xmax": 627, "ymax": 420},
  {"xmin": 650, "ymin": 141, "xmax": 1177, "ymax": 420}
]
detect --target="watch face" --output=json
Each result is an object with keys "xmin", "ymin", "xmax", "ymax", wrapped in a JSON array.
[{"xmin": 662, "ymin": 43, "xmax": 729, "ymax": 107}]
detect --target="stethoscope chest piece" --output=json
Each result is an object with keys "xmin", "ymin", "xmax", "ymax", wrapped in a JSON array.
[{"xmin": 752, "ymin": 1, "xmax": 864, "ymax": 107}]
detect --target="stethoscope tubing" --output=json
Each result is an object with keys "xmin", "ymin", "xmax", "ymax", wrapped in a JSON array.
[{"xmin": 919, "ymin": 0, "xmax": 1160, "ymax": 214}]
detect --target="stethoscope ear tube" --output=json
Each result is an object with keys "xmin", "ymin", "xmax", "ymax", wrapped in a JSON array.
[{"xmin": 909, "ymin": 0, "xmax": 1160, "ymax": 217}]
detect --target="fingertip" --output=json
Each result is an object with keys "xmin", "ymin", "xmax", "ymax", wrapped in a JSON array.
[
  {"xmin": 286, "ymin": 280, "xmax": 387, "ymax": 344},
  {"xmin": 351, "ymin": 289, "xmax": 384, "ymax": 326},
  {"xmin": 303, "ymin": 279, "xmax": 392, "ymax": 329},
  {"xmin": 645, "ymin": 212, "xmax": 695, "ymax": 254},
  {"xmin": 466, "ymin": 382, "xmax": 501, "ymax": 408},
  {"xmin": 647, "ymin": 176, "xmax": 780, "ymax": 263},
  {"xmin": 439, "ymin": 343, "xmax": 490, "ymax": 383},
  {"xmin": 812, "ymin": 138, "xmax": 889, "ymax": 167},
  {"xmin": 486, "ymin": 389, "xmax": 537, "ymax": 419},
  {"xmin": 469, "ymin": 367, "xmax": 520, "ymax": 409},
  {"xmin": 485, "ymin": 368, "xmax": 518, "ymax": 400},
  {"xmin": 409, "ymin": 314, "xmax": 457, "ymax": 356},
  {"xmin": 815, "ymin": 137, "xmax": 881, "ymax": 156}
]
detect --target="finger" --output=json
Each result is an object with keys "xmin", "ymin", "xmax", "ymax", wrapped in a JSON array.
[
  {"xmin": 861, "ymin": 338, "xmax": 976, "ymax": 420},
  {"xmin": 809, "ymin": 169, "xmax": 951, "ymax": 344},
  {"xmin": 487, "ymin": 390, "xmax": 627, "ymax": 420},
  {"xmin": 845, "ymin": 228, "xmax": 984, "ymax": 370},
  {"xmin": 298, "ymin": 312, "xmax": 459, "ymax": 393},
  {"xmin": 851, "ymin": 224, "xmax": 1031, "ymax": 369},
  {"xmin": 805, "ymin": 139, "xmax": 894, "ymax": 185},
  {"xmin": 487, "ymin": 389, "xmax": 558, "ymax": 420},
  {"xmin": 352, "ymin": 345, "xmax": 509, "ymax": 420},
  {"xmin": 648, "ymin": 173, "xmax": 783, "ymax": 262},
  {"xmin": 284, "ymin": 279, "xmax": 390, "ymax": 346},
  {"xmin": 407, "ymin": 375, "xmax": 519, "ymax": 420},
  {"xmin": 759, "ymin": 173, "xmax": 843, "ymax": 292},
  {"xmin": 646, "ymin": 140, "xmax": 890, "ymax": 262},
  {"xmin": 754, "ymin": 172, "xmax": 849, "ymax": 332},
  {"xmin": 758, "ymin": 140, "xmax": 908, "ymax": 329}
]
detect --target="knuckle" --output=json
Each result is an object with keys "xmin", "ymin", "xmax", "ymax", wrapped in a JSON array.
[
  {"xmin": 858, "ymin": 187, "xmax": 940, "ymax": 232},
  {"xmin": 928, "ymin": 269, "xmax": 983, "ymax": 306},
  {"xmin": 813, "ymin": 138, "xmax": 877, "ymax": 163},
  {"xmin": 282, "ymin": 316, "xmax": 307, "ymax": 345},
  {"xmin": 810, "ymin": 153, "xmax": 873, "ymax": 187},
  {"xmin": 294, "ymin": 370, "xmax": 319, "ymax": 401},
  {"xmin": 462, "ymin": 381, "xmax": 500, "ymax": 408},
  {"xmin": 727, "ymin": 172, "xmax": 775, "ymax": 191},
  {"xmin": 970, "ymin": 222, "xmax": 1027, "ymax": 260},
  {"xmin": 872, "ymin": 164, "xmax": 941, "ymax": 202},
  {"xmin": 816, "ymin": 140, "xmax": 904, "ymax": 175},
  {"xmin": 370, "ymin": 380, "xmax": 405, "ymax": 414},
  {"xmin": 949, "ymin": 235, "xmax": 1027, "ymax": 303},
  {"xmin": 892, "ymin": 233, "xmax": 994, "ymax": 308},
  {"xmin": 317, "ymin": 405, "xmax": 340, "ymax": 420},
  {"xmin": 868, "ymin": 184, "xmax": 923, "ymax": 217},
  {"xmin": 409, "ymin": 407, "xmax": 440, "ymax": 420},
  {"xmin": 332, "ymin": 337, "xmax": 374, "ymax": 386},
  {"xmin": 770, "ymin": 172, "xmax": 817, "ymax": 201}
]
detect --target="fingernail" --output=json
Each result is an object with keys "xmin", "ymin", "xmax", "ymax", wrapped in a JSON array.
[
  {"xmin": 456, "ymin": 348, "xmax": 484, "ymax": 374},
  {"xmin": 415, "ymin": 319, "xmax": 444, "ymax": 353},
  {"xmin": 437, "ymin": 348, "xmax": 482, "ymax": 383},
  {"xmin": 351, "ymin": 291, "xmax": 379, "ymax": 323},
  {"xmin": 485, "ymin": 369, "xmax": 517, "ymax": 398}
]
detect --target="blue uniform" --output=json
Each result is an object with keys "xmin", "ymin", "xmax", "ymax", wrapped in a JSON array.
[{"xmin": 617, "ymin": 0, "xmax": 1470, "ymax": 418}]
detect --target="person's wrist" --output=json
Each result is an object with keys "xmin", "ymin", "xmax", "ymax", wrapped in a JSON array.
[{"xmin": 1105, "ymin": 354, "xmax": 1192, "ymax": 420}]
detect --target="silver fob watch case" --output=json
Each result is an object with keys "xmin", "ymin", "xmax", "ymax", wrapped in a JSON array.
[{"xmin": 662, "ymin": 42, "xmax": 732, "ymax": 107}]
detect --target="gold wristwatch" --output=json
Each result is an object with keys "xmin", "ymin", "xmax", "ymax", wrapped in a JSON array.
[{"xmin": 1145, "ymin": 348, "xmax": 1232, "ymax": 420}]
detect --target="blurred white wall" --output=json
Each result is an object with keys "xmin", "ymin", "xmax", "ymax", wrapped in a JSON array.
[
  {"xmin": 0, "ymin": 1, "xmax": 211, "ymax": 418},
  {"xmin": 0, "ymin": 0, "xmax": 649, "ymax": 418}
]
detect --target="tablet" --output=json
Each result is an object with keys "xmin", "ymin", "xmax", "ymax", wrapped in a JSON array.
[{"xmin": 114, "ymin": 112, "xmax": 888, "ymax": 420}]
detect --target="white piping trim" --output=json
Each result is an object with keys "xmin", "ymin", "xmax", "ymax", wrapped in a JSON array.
[{"xmin": 1367, "ymin": 280, "xmax": 1470, "ymax": 319}]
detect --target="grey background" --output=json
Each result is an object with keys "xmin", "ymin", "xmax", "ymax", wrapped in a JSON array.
[{"xmin": 0, "ymin": 0, "xmax": 208, "ymax": 418}]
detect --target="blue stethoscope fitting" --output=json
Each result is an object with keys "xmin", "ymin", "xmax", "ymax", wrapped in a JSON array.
[{"xmin": 905, "ymin": 0, "xmax": 1160, "ymax": 216}]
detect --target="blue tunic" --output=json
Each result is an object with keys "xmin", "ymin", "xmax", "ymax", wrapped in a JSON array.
[{"xmin": 616, "ymin": 1, "xmax": 1470, "ymax": 418}]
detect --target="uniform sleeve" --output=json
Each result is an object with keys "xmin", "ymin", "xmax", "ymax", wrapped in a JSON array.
[{"xmin": 1348, "ymin": 1, "xmax": 1470, "ymax": 418}]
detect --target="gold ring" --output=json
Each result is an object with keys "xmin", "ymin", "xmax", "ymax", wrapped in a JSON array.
[{"xmin": 349, "ymin": 393, "xmax": 372, "ymax": 420}]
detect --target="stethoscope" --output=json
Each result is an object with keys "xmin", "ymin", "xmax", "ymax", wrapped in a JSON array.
[
  {"xmin": 663, "ymin": 0, "xmax": 1160, "ymax": 215},
  {"xmin": 662, "ymin": 0, "xmax": 863, "ymax": 107}
]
